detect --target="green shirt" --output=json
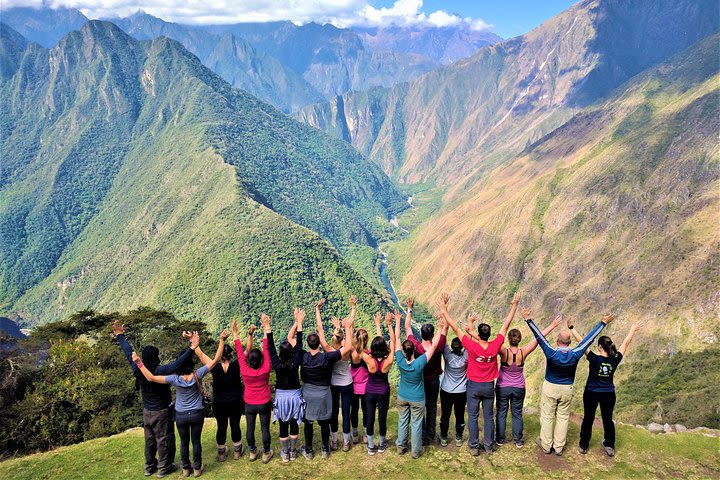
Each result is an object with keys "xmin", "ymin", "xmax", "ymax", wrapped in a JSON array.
[{"xmin": 396, "ymin": 351, "xmax": 428, "ymax": 403}]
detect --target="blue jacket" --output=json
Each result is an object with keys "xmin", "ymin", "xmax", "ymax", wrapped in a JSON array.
[{"xmin": 526, "ymin": 319, "xmax": 606, "ymax": 385}]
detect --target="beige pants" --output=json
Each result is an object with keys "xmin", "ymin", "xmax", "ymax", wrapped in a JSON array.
[{"xmin": 539, "ymin": 381, "xmax": 574, "ymax": 453}]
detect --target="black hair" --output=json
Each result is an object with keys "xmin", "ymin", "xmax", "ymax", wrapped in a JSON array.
[
  {"xmin": 451, "ymin": 337, "xmax": 463, "ymax": 355},
  {"xmin": 598, "ymin": 336, "xmax": 618, "ymax": 357},
  {"xmin": 176, "ymin": 354, "xmax": 196, "ymax": 375},
  {"xmin": 141, "ymin": 345, "xmax": 160, "ymax": 370},
  {"xmin": 370, "ymin": 336, "xmax": 389, "ymax": 359},
  {"xmin": 402, "ymin": 339, "xmax": 415, "ymax": 361},
  {"xmin": 477, "ymin": 323, "xmax": 491, "ymax": 341},
  {"xmin": 248, "ymin": 348, "xmax": 263, "ymax": 369},
  {"xmin": 307, "ymin": 333, "xmax": 320, "ymax": 350},
  {"xmin": 420, "ymin": 323, "xmax": 434, "ymax": 341},
  {"xmin": 221, "ymin": 345, "xmax": 234, "ymax": 361},
  {"xmin": 508, "ymin": 328, "xmax": 522, "ymax": 347},
  {"xmin": 278, "ymin": 340, "xmax": 294, "ymax": 369}
]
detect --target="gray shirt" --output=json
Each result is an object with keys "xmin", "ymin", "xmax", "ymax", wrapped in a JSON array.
[
  {"xmin": 331, "ymin": 357, "xmax": 353, "ymax": 386},
  {"xmin": 165, "ymin": 365, "xmax": 209, "ymax": 412},
  {"xmin": 441, "ymin": 346, "xmax": 468, "ymax": 393}
]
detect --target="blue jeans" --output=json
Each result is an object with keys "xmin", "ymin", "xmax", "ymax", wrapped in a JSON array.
[
  {"xmin": 396, "ymin": 398, "xmax": 424, "ymax": 457},
  {"xmin": 466, "ymin": 380, "xmax": 495, "ymax": 451},
  {"xmin": 495, "ymin": 386, "xmax": 525, "ymax": 443}
]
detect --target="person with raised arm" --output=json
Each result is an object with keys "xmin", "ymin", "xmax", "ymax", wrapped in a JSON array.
[
  {"xmin": 232, "ymin": 315, "xmax": 274, "ymax": 463},
  {"xmin": 495, "ymin": 310, "xmax": 562, "ymax": 448},
  {"xmin": 396, "ymin": 308, "xmax": 443, "ymax": 458},
  {"xmin": 575, "ymin": 318, "xmax": 644, "ymax": 456},
  {"xmin": 268, "ymin": 307, "xmax": 306, "ymax": 462},
  {"xmin": 132, "ymin": 330, "xmax": 227, "ymax": 478},
  {"xmin": 350, "ymin": 314, "xmax": 372, "ymax": 444},
  {"xmin": 316, "ymin": 296, "xmax": 356, "ymax": 451},
  {"xmin": 438, "ymin": 291, "xmax": 518, "ymax": 455},
  {"xmin": 300, "ymin": 299, "xmax": 355, "ymax": 459},
  {"xmin": 439, "ymin": 311, "xmax": 467, "ymax": 448},
  {"xmin": 404, "ymin": 297, "xmax": 447, "ymax": 445},
  {"xmin": 523, "ymin": 307, "xmax": 615, "ymax": 456},
  {"xmin": 361, "ymin": 311, "xmax": 396, "ymax": 455},
  {"xmin": 113, "ymin": 320, "xmax": 196, "ymax": 477}
]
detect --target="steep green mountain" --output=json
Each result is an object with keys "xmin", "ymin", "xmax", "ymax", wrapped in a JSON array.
[
  {"xmin": 297, "ymin": 0, "xmax": 719, "ymax": 184},
  {"xmin": 0, "ymin": 21, "xmax": 404, "ymax": 327},
  {"xmin": 203, "ymin": 21, "xmax": 441, "ymax": 98}
]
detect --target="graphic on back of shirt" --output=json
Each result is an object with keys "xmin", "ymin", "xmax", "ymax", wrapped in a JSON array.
[
  {"xmin": 598, "ymin": 361, "xmax": 614, "ymax": 378},
  {"xmin": 473, "ymin": 355, "xmax": 495, "ymax": 363}
]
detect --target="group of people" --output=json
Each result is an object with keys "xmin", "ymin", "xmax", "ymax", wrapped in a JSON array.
[{"xmin": 113, "ymin": 292, "xmax": 642, "ymax": 477}]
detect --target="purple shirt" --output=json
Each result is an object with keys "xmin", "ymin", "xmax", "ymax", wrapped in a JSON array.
[{"xmin": 365, "ymin": 357, "xmax": 390, "ymax": 395}]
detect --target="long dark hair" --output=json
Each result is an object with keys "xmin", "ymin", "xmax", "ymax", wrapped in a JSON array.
[
  {"xmin": 221, "ymin": 345, "xmax": 234, "ymax": 361},
  {"xmin": 402, "ymin": 339, "xmax": 415, "ymax": 361},
  {"xmin": 278, "ymin": 340, "xmax": 294, "ymax": 369},
  {"xmin": 248, "ymin": 348, "xmax": 264, "ymax": 369},
  {"xmin": 370, "ymin": 336, "xmax": 389, "ymax": 359},
  {"xmin": 598, "ymin": 336, "xmax": 618, "ymax": 357},
  {"xmin": 450, "ymin": 337, "xmax": 463, "ymax": 355}
]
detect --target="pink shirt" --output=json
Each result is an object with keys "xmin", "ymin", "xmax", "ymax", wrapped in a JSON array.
[
  {"xmin": 351, "ymin": 351, "xmax": 370, "ymax": 394},
  {"xmin": 462, "ymin": 334, "xmax": 505, "ymax": 383},
  {"xmin": 235, "ymin": 338, "xmax": 271, "ymax": 405}
]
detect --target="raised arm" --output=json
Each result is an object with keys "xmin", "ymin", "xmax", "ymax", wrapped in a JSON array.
[
  {"xmin": 499, "ymin": 291, "xmax": 521, "ymax": 338},
  {"xmin": 437, "ymin": 293, "xmax": 463, "ymax": 340},
  {"xmin": 204, "ymin": 330, "xmax": 228, "ymax": 371},
  {"xmin": 394, "ymin": 306, "xmax": 402, "ymax": 351},
  {"xmin": 339, "ymin": 316, "xmax": 355, "ymax": 357},
  {"xmin": 565, "ymin": 316, "xmax": 586, "ymax": 354},
  {"xmin": 260, "ymin": 313, "xmax": 272, "ymax": 371},
  {"xmin": 381, "ymin": 311, "xmax": 397, "ymax": 373},
  {"xmin": 315, "ymin": 298, "xmax": 334, "ymax": 351},
  {"xmin": 348, "ymin": 295, "xmax": 357, "ymax": 324},
  {"xmin": 572, "ymin": 314, "xmax": 614, "ymax": 355},
  {"xmin": 245, "ymin": 325, "xmax": 256, "ymax": 356},
  {"xmin": 463, "ymin": 313, "xmax": 481, "ymax": 342},
  {"xmin": 618, "ymin": 321, "xmax": 644, "ymax": 356},
  {"xmin": 112, "ymin": 320, "xmax": 138, "ymax": 373},
  {"xmin": 404, "ymin": 297, "xmax": 414, "ymax": 337},
  {"xmin": 132, "ymin": 352, "xmax": 167, "ymax": 384},
  {"xmin": 522, "ymin": 314, "xmax": 562, "ymax": 356},
  {"xmin": 373, "ymin": 311, "xmax": 383, "ymax": 337},
  {"xmin": 521, "ymin": 307, "xmax": 554, "ymax": 356},
  {"xmin": 286, "ymin": 313, "xmax": 299, "ymax": 347}
]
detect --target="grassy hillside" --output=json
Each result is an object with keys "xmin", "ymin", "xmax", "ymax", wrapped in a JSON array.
[
  {"xmin": 0, "ymin": 22, "xmax": 403, "ymax": 328},
  {"xmin": 3, "ymin": 415, "xmax": 718, "ymax": 479}
]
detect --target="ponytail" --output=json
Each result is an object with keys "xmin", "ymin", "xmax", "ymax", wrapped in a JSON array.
[
  {"xmin": 355, "ymin": 329, "xmax": 369, "ymax": 354},
  {"xmin": 598, "ymin": 336, "xmax": 617, "ymax": 357},
  {"xmin": 402, "ymin": 339, "xmax": 415, "ymax": 361}
]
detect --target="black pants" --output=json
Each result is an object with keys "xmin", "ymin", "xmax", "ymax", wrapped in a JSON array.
[
  {"xmin": 143, "ymin": 407, "xmax": 176, "ymax": 474},
  {"xmin": 579, "ymin": 390, "xmax": 616, "ymax": 449},
  {"xmin": 303, "ymin": 418, "xmax": 331, "ymax": 452},
  {"xmin": 175, "ymin": 408, "xmax": 204, "ymax": 471},
  {"xmin": 245, "ymin": 401, "xmax": 272, "ymax": 452},
  {"xmin": 365, "ymin": 392, "xmax": 390, "ymax": 437},
  {"xmin": 331, "ymin": 384, "xmax": 354, "ymax": 434},
  {"xmin": 439, "ymin": 389, "xmax": 466, "ymax": 439},
  {"xmin": 214, "ymin": 402, "xmax": 243, "ymax": 446},
  {"xmin": 351, "ymin": 393, "xmax": 367, "ymax": 432},
  {"xmin": 279, "ymin": 419, "xmax": 299, "ymax": 437},
  {"xmin": 423, "ymin": 376, "xmax": 440, "ymax": 442}
]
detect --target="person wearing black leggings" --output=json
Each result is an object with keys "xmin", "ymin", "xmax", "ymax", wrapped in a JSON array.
[
  {"xmin": 350, "ymin": 327, "xmax": 370, "ymax": 443},
  {"xmin": 361, "ymin": 311, "xmax": 396, "ymax": 455},
  {"xmin": 268, "ymin": 307, "xmax": 306, "ymax": 462}
]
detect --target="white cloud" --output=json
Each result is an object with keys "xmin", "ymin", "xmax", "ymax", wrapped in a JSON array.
[{"xmin": 2, "ymin": 0, "xmax": 492, "ymax": 31}]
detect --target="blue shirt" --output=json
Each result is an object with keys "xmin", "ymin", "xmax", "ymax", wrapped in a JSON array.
[
  {"xmin": 526, "ymin": 319, "xmax": 606, "ymax": 385},
  {"xmin": 165, "ymin": 365, "xmax": 209, "ymax": 412},
  {"xmin": 395, "ymin": 351, "xmax": 428, "ymax": 403}
]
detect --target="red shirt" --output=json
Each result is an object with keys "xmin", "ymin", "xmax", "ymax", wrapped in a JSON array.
[
  {"xmin": 409, "ymin": 334, "xmax": 447, "ymax": 380},
  {"xmin": 462, "ymin": 334, "xmax": 505, "ymax": 383},
  {"xmin": 235, "ymin": 338, "xmax": 271, "ymax": 405}
]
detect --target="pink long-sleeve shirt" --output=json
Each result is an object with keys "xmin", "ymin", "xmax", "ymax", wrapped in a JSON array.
[{"xmin": 235, "ymin": 338, "xmax": 271, "ymax": 405}]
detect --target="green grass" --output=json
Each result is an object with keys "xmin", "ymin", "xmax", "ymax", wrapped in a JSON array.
[{"xmin": 3, "ymin": 412, "xmax": 718, "ymax": 479}]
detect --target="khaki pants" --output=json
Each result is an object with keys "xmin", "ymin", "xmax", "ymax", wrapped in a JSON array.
[{"xmin": 539, "ymin": 381, "xmax": 574, "ymax": 453}]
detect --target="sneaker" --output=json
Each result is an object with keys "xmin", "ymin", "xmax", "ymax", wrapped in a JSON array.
[
  {"xmin": 157, "ymin": 464, "xmax": 178, "ymax": 478},
  {"xmin": 469, "ymin": 448, "xmax": 481, "ymax": 456},
  {"xmin": 233, "ymin": 445, "xmax": 244, "ymax": 460},
  {"xmin": 330, "ymin": 438, "xmax": 338, "ymax": 451},
  {"xmin": 579, "ymin": 445, "xmax": 588, "ymax": 454},
  {"xmin": 554, "ymin": 448, "xmax": 563, "ymax": 456},
  {"xmin": 397, "ymin": 445, "xmax": 408, "ymax": 455},
  {"xmin": 145, "ymin": 467, "xmax": 158, "ymax": 477},
  {"xmin": 352, "ymin": 432, "xmax": 360, "ymax": 444},
  {"xmin": 439, "ymin": 437, "xmax": 448, "ymax": 447},
  {"xmin": 378, "ymin": 442, "xmax": 388, "ymax": 453},
  {"xmin": 515, "ymin": 440, "xmax": 524, "ymax": 449},
  {"xmin": 182, "ymin": 468, "xmax": 191, "ymax": 478},
  {"xmin": 280, "ymin": 450, "xmax": 290, "ymax": 463},
  {"xmin": 455, "ymin": 437, "xmax": 463, "ymax": 447},
  {"xmin": 367, "ymin": 446, "xmax": 377, "ymax": 456},
  {"xmin": 536, "ymin": 437, "xmax": 551, "ymax": 454},
  {"xmin": 217, "ymin": 447, "xmax": 228, "ymax": 462},
  {"xmin": 321, "ymin": 450, "xmax": 330, "ymax": 459},
  {"xmin": 602, "ymin": 440, "xmax": 615, "ymax": 457},
  {"xmin": 289, "ymin": 448, "xmax": 297, "ymax": 461},
  {"xmin": 193, "ymin": 465, "xmax": 204, "ymax": 478},
  {"xmin": 262, "ymin": 450, "xmax": 274, "ymax": 464},
  {"xmin": 495, "ymin": 438, "xmax": 505, "ymax": 447},
  {"xmin": 342, "ymin": 442, "xmax": 351, "ymax": 452},
  {"xmin": 301, "ymin": 446, "xmax": 314, "ymax": 460},
  {"xmin": 248, "ymin": 449, "xmax": 259, "ymax": 462}
]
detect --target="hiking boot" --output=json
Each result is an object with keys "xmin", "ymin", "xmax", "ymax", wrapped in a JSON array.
[
  {"xmin": 515, "ymin": 440, "xmax": 524, "ymax": 449},
  {"xmin": 352, "ymin": 432, "xmax": 360, "ymax": 444},
  {"xmin": 217, "ymin": 446, "xmax": 228, "ymax": 462},
  {"xmin": 330, "ymin": 438, "xmax": 338, "ymax": 451},
  {"xmin": 378, "ymin": 441, "xmax": 388, "ymax": 453},
  {"xmin": 157, "ymin": 464, "xmax": 177, "ymax": 478},
  {"xmin": 321, "ymin": 449, "xmax": 330, "ymax": 459},
  {"xmin": 439, "ymin": 436, "xmax": 448, "ymax": 447},
  {"xmin": 233, "ymin": 444, "xmax": 244, "ymax": 460},
  {"xmin": 342, "ymin": 442, "xmax": 351, "ymax": 452},
  {"xmin": 262, "ymin": 450, "xmax": 274, "ymax": 464},
  {"xmin": 554, "ymin": 448, "xmax": 563, "ymax": 456},
  {"xmin": 248, "ymin": 449, "xmax": 259, "ymax": 462},
  {"xmin": 301, "ymin": 446, "xmax": 314, "ymax": 460},
  {"xmin": 469, "ymin": 447, "xmax": 481, "ymax": 456},
  {"xmin": 602, "ymin": 440, "xmax": 615, "ymax": 457},
  {"xmin": 456, "ymin": 436, "xmax": 464, "ymax": 447},
  {"xmin": 193, "ymin": 465, "xmax": 204, "ymax": 478},
  {"xmin": 397, "ymin": 445, "xmax": 408, "ymax": 455},
  {"xmin": 182, "ymin": 468, "xmax": 191, "ymax": 478},
  {"xmin": 536, "ymin": 437, "xmax": 551, "ymax": 454},
  {"xmin": 289, "ymin": 448, "xmax": 298, "ymax": 461},
  {"xmin": 280, "ymin": 449, "xmax": 290, "ymax": 463},
  {"xmin": 579, "ymin": 445, "xmax": 588, "ymax": 454},
  {"xmin": 411, "ymin": 447, "xmax": 425, "ymax": 459}
]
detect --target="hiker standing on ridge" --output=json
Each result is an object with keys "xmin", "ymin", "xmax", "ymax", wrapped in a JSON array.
[{"xmin": 523, "ymin": 308, "xmax": 615, "ymax": 456}]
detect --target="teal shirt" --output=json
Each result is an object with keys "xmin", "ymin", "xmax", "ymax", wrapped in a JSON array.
[{"xmin": 396, "ymin": 351, "xmax": 428, "ymax": 403}]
